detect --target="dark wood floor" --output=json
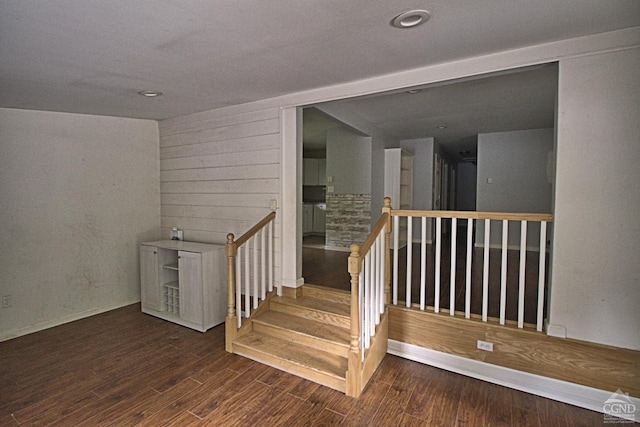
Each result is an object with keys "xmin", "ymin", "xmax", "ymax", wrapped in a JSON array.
[
  {"xmin": 303, "ymin": 237, "xmax": 545, "ymax": 324},
  {"xmin": 1, "ymin": 304, "xmax": 605, "ymax": 426}
]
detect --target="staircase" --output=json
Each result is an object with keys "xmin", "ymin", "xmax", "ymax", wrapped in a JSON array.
[{"xmin": 231, "ymin": 285, "xmax": 352, "ymax": 393}]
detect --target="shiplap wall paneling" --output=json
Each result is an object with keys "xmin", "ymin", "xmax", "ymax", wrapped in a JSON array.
[{"xmin": 159, "ymin": 108, "xmax": 281, "ymax": 283}]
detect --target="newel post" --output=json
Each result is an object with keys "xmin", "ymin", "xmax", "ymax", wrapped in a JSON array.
[
  {"xmin": 225, "ymin": 233, "xmax": 238, "ymax": 352},
  {"xmin": 382, "ymin": 197, "xmax": 392, "ymax": 305},
  {"xmin": 346, "ymin": 243, "xmax": 362, "ymax": 397}
]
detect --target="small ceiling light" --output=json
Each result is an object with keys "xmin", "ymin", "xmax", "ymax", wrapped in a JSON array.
[
  {"xmin": 436, "ymin": 125, "xmax": 448, "ymax": 129},
  {"xmin": 138, "ymin": 90, "xmax": 163, "ymax": 97},
  {"xmin": 391, "ymin": 10, "xmax": 430, "ymax": 29},
  {"xmin": 407, "ymin": 89, "xmax": 421, "ymax": 94}
]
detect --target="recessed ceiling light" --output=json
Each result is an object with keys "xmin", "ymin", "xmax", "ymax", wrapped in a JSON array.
[
  {"xmin": 391, "ymin": 10, "xmax": 430, "ymax": 29},
  {"xmin": 407, "ymin": 89, "xmax": 421, "ymax": 94},
  {"xmin": 138, "ymin": 90, "xmax": 163, "ymax": 97},
  {"xmin": 436, "ymin": 125, "xmax": 448, "ymax": 129}
]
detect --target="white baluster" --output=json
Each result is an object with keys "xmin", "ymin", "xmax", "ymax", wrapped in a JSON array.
[
  {"xmin": 251, "ymin": 236, "xmax": 258, "ymax": 309},
  {"xmin": 420, "ymin": 217, "xmax": 427, "ymax": 311},
  {"xmin": 482, "ymin": 219, "xmax": 490, "ymax": 322},
  {"xmin": 435, "ymin": 218, "xmax": 442, "ymax": 313},
  {"xmin": 376, "ymin": 234, "xmax": 383, "ymax": 316},
  {"xmin": 236, "ymin": 249, "xmax": 242, "ymax": 328},
  {"xmin": 450, "ymin": 217, "xmax": 457, "ymax": 316},
  {"xmin": 465, "ymin": 218, "xmax": 473, "ymax": 319},
  {"xmin": 537, "ymin": 221, "xmax": 547, "ymax": 332},
  {"xmin": 269, "ymin": 220, "xmax": 274, "ymax": 294},
  {"xmin": 406, "ymin": 216, "xmax": 413, "ymax": 308},
  {"xmin": 244, "ymin": 244, "xmax": 250, "ymax": 319},
  {"xmin": 518, "ymin": 220, "xmax": 528, "ymax": 328},
  {"xmin": 393, "ymin": 215, "xmax": 399, "ymax": 305},
  {"xmin": 500, "ymin": 220, "xmax": 508, "ymax": 325},
  {"xmin": 261, "ymin": 226, "xmax": 266, "ymax": 300}
]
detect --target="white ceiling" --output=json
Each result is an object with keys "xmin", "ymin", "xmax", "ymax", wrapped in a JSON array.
[
  {"xmin": 1, "ymin": 1, "xmax": 639, "ymax": 139},
  {"xmin": 304, "ymin": 63, "xmax": 558, "ymax": 158}
]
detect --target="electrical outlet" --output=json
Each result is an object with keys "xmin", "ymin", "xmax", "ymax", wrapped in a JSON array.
[
  {"xmin": 2, "ymin": 295, "xmax": 12, "ymax": 308},
  {"xmin": 477, "ymin": 340, "xmax": 493, "ymax": 352}
]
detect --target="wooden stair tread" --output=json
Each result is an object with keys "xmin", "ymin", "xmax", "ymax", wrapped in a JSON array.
[
  {"xmin": 273, "ymin": 296, "xmax": 350, "ymax": 317},
  {"xmin": 302, "ymin": 284, "xmax": 351, "ymax": 304},
  {"xmin": 253, "ymin": 310, "xmax": 350, "ymax": 348},
  {"xmin": 234, "ymin": 331, "xmax": 348, "ymax": 385}
]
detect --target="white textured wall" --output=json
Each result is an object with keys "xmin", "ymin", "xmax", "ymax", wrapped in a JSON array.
[
  {"xmin": 476, "ymin": 129, "xmax": 554, "ymax": 249},
  {"xmin": 550, "ymin": 48, "xmax": 640, "ymax": 350},
  {"xmin": 325, "ymin": 127, "xmax": 371, "ymax": 195},
  {"xmin": 0, "ymin": 108, "xmax": 159, "ymax": 340},
  {"xmin": 400, "ymin": 138, "xmax": 435, "ymax": 242}
]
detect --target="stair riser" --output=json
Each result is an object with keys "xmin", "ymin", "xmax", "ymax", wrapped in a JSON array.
[
  {"xmin": 270, "ymin": 301, "xmax": 350, "ymax": 329},
  {"xmin": 233, "ymin": 343, "xmax": 346, "ymax": 393},
  {"xmin": 252, "ymin": 321, "xmax": 349, "ymax": 358}
]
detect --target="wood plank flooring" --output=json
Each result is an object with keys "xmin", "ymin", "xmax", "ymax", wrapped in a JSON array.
[
  {"xmin": 1, "ymin": 304, "xmax": 606, "ymax": 426},
  {"xmin": 303, "ymin": 237, "xmax": 544, "ymax": 324}
]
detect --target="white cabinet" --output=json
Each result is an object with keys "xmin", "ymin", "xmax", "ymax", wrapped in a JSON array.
[
  {"xmin": 303, "ymin": 158, "xmax": 326, "ymax": 185},
  {"xmin": 313, "ymin": 204, "xmax": 326, "ymax": 233},
  {"xmin": 140, "ymin": 240, "xmax": 226, "ymax": 332},
  {"xmin": 384, "ymin": 148, "xmax": 414, "ymax": 249},
  {"xmin": 303, "ymin": 203, "xmax": 314, "ymax": 235}
]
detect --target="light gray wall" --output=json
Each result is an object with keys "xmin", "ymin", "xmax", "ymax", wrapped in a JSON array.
[
  {"xmin": 400, "ymin": 138, "xmax": 435, "ymax": 242},
  {"xmin": 476, "ymin": 128, "xmax": 554, "ymax": 249},
  {"xmin": 456, "ymin": 162, "xmax": 477, "ymax": 211},
  {"xmin": 315, "ymin": 104, "xmax": 398, "ymax": 225},
  {"xmin": 325, "ymin": 127, "xmax": 371, "ymax": 195},
  {"xmin": 0, "ymin": 108, "xmax": 160, "ymax": 340},
  {"xmin": 549, "ymin": 47, "xmax": 640, "ymax": 350}
]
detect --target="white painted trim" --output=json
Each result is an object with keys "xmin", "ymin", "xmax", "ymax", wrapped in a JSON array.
[
  {"xmin": 388, "ymin": 340, "xmax": 639, "ymax": 415},
  {"xmin": 0, "ymin": 299, "xmax": 140, "ymax": 343}
]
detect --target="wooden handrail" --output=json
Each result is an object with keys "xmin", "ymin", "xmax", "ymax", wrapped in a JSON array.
[
  {"xmin": 231, "ymin": 211, "xmax": 276, "ymax": 250},
  {"xmin": 391, "ymin": 209, "xmax": 552, "ymax": 222},
  {"xmin": 358, "ymin": 212, "xmax": 389, "ymax": 257}
]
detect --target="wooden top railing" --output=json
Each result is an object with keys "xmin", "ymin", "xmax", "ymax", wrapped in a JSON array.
[{"xmin": 391, "ymin": 209, "xmax": 552, "ymax": 222}]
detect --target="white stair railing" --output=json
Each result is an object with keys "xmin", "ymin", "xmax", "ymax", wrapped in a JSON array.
[
  {"xmin": 389, "ymin": 209, "xmax": 552, "ymax": 331},
  {"xmin": 348, "ymin": 210, "xmax": 389, "ymax": 359},
  {"xmin": 225, "ymin": 212, "xmax": 276, "ymax": 351}
]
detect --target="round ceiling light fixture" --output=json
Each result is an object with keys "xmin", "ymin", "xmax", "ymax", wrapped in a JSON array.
[
  {"xmin": 391, "ymin": 10, "xmax": 430, "ymax": 28},
  {"xmin": 138, "ymin": 90, "xmax": 163, "ymax": 97}
]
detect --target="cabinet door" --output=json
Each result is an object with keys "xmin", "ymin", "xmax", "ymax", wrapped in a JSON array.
[
  {"xmin": 178, "ymin": 251, "xmax": 203, "ymax": 324},
  {"xmin": 313, "ymin": 204, "xmax": 326, "ymax": 233},
  {"xmin": 303, "ymin": 203, "xmax": 313, "ymax": 234},
  {"xmin": 140, "ymin": 246, "xmax": 160, "ymax": 311}
]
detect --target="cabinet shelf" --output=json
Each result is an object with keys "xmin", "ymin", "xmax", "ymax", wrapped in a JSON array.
[
  {"xmin": 162, "ymin": 263, "xmax": 179, "ymax": 271},
  {"xmin": 163, "ymin": 281, "xmax": 179, "ymax": 290}
]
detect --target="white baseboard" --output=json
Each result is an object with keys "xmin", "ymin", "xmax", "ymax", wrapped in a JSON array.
[
  {"xmin": 388, "ymin": 340, "xmax": 639, "ymax": 418},
  {"xmin": 0, "ymin": 299, "xmax": 140, "ymax": 342}
]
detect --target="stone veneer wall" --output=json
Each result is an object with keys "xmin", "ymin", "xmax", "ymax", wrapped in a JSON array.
[{"xmin": 325, "ymin": 194, "xmax": 371, "ymax": 251}]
